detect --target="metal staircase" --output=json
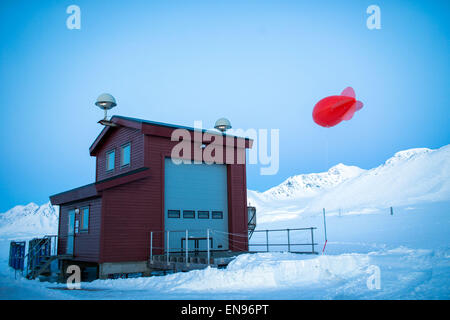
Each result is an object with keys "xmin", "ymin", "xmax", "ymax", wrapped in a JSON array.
[
  {"xmin": 24, "ymin": 235, "xmax": 70, "ymax": 280},
  {"xmin": 27, "ymin": 255, "xmax": 59, "ymax": 279}
]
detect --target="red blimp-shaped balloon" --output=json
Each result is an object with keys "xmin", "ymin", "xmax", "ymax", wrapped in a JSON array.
[{"xmin": 312, "ymin": 87, "xmax": 364, "ymax": 128}]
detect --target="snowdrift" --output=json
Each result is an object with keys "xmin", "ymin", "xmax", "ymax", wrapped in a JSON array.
[{"xmin": 82, "ymin": 252, "xmax": 370, "ymax": 291}]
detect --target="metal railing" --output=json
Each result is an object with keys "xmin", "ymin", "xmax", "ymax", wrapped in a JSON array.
[
  {"xmin": 249, "ymin": 227, "xmax": 318, "ymax": 254},
  {"xmin": 24, "ymin": 235, "xmax": 58, "ymax": 277},
  {"xmin": 149, "ymin": 229, "xmax": 216, "ymax": 266},
  {"xmin": 149, "ymin": 226, "xmax": 318, "ymax": 268}
]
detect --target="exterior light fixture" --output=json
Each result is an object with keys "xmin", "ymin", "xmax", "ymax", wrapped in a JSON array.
[
  {"xmin": 214, "ymin": 118, "xmax": 232, "ymax": 133},
  {"xmin": 95, "ymin": 93, "xmax": 118, "ymax": 126}
]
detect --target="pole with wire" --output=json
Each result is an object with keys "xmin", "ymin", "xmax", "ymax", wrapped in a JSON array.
[{"xmin": 322, "ymin": 208, "xmax": 328, "ymax": 254}]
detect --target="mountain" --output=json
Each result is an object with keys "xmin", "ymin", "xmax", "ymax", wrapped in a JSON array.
[
  {"xmin": 261, "ymin": 163, "xmax": 365, "ymax": 200},
  {"xmin": 0, "ymin": 202, "xmax": 58, "ymax": 236},
  {"xmin": 248, "ymin": 145, "xmax": 450, "ymax": 223}
]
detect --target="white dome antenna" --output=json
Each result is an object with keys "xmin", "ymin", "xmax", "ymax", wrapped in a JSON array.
[
  {"xmin": 95, "ymin": 93, "xmax": 118, "ymax": 126},
  {"xmin": 214, "ymin": 117, "xmax": 232, "ymax": 133}
]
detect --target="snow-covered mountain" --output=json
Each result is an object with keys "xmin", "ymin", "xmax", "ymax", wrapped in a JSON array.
[
  {"xmin": 0, "ymin": 202, "xmax": 58, "ymax": 236},
  {"xmin": 261, "ymin": 163, "xmax": 365, "ymax": 200},
  {"xmin": 249, "ymin": 145, "xmax": 450, "ymax": 223}
]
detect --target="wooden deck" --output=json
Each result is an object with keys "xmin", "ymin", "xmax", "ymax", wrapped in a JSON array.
[{"xmin": 149, "ymin": 251, "xmax": 244, "ymax": 272}]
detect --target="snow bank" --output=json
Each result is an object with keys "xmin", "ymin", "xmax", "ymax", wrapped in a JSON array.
[
  {"xmin": 175, "ymin": 253, "xmax": 370, "ymax": 291},
  {"xmin": 81, "ymin": 252, "xmax": 369, "ymax": 293},
  {"xmin": 61, "ymin": 247, "xmax": 448, "ymax": 299}
]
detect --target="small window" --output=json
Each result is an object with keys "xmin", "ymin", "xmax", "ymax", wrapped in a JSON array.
[
  {"xmin": 198, "ymin": 211, "xmax": 209, "ymax": 219},
  {"xmin": 121, "ymin": 143, "xmax": 131, "ymax": 167},
  {"xmin": 106, "ymin": 150, "xmax": 115, "ymax": 171},
  {"xmin": 212, "ymin": 211, "xmax": 223, "ymax": 219},
  {"xmin": 183, "ymin": 210, "xmax": 195, "ymax": 219},
  {"xmin": 80, "ymin": 207, "xmax": 89, "ymax": 232},
  {"xmin": 168, "ymin": 210, "xmax": 180, "ymax": 218},
  {"xmin": 68, "ymin": 210, "xmax": 75, "ymax": 234}
]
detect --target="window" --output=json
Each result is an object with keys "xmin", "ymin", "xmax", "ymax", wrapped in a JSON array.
[
  {"xmin": 106, "ymin": 150, "xmax": 115, "ymax": 171},
  {"xmin": 183, "ymin": 210, "xmax": 195, "ymax": 219},
  {"xmin": 68, "ymin": 210, "xmax": 75, "ymax": 234},
  {"xmin": 80, "ymin": 207, "xmax": 89, "ymax": 232},
  {"xmin": 212, "ymin": 211, "xmax": 223, "ymax": 219},
  {"xmin": 198, "ymin": 211, "xmax": 209, "ymax": 219},
  {"xmin": 121, "ymin": 143, "xmax": 131, "ymax": 167},
  {"xmin": 168, "ymin": 210, "xmax": 180, "ymax": 218}
]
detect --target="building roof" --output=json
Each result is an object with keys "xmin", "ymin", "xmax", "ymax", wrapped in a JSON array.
[
  {"xmin": 49, "ymin": 167, "xmax": 151, "ymax": 205},
  {"xmin": 89, "ymin": 115, "xmax": 253, "ymax": 155},
  {"xmin": 52, "ymin": 116, "xmax": 253, "ymax": 205}
]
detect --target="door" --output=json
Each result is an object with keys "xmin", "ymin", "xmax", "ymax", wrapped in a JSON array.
[
  {"xmin": 67, "ymin": 210, "xmax": 75, "ymax": 255},
  {"xmin": 164, "ymin": 158, "xmax": 229, "ymax": 252}
]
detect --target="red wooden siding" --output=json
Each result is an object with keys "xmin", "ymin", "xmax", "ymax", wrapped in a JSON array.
[
  {"xmin": 95, "ymin": 127, "xmax": 145, "ymax": 182},
  {"xmin": 100, "ymin": 135, "xmax": 172, "ymax": 262},
  {"xmin": 100, "ymin": 177, "xmax": 160, "ymax": 263},
  {"xmin": 58, "ymin": 197, "xmax": 102, "ymax": 262},
  {"xmin": 227, "ymin": 164, "xmax": 249, "ymax": 251},
  {"xmin": 50, "ymin": 183, "xmax": 97, "ymax": 205}
]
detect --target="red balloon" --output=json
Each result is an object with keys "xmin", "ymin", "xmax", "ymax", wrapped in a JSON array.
[{"xmin": 312, "ymin": 87, "xmax": 364, "ymax": 128}]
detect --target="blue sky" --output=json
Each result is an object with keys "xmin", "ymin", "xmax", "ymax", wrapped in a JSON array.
[{"xmin": 0, "ymin": 0, "xmax": 449, "ymax": 211}]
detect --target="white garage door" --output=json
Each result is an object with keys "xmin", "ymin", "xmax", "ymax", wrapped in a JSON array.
[{"xmin": 164, "ymin": 158, "xmax": 229, "ymax": 252}]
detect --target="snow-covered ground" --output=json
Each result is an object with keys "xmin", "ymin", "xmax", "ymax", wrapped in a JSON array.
[{"xmin": 0, "ymin": 145, "xmax": 449, "ymax": 299}]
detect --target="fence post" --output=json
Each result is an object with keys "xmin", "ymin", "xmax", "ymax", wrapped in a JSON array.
[
  {"xmin": 166, "ymin": 230, "xmax": 170, "ymax": 265},
  {"xmin": 185, "ymin": 229, "xmax": 189, "ymax": 265},
  {"xmin": 311, "ymin": 228, "xmax": 315, "ymax": 253},
  {"xmin": 287, "ymin": 229, "xmax": 291, "ymax": 252},
  {"xmin": 207, "ymin": 229, "xmax": 210, "ymax": 266},
  {"xmin": 266, "ymin": 230, "xmax": 269, "ymax": 252},
  {"xmin": 150, "ymin": 232, "xmax": 153, "ymax": 264},
  {"xmin": 25, "ymin": 241, "xmax": 28, "ymax": 277}
]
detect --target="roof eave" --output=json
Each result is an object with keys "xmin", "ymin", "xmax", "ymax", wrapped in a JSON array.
[{"xmin": 89, "ymin": 115, "xmax": 253, "ymax": 156}]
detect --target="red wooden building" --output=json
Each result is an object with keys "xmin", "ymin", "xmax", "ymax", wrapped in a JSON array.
[{"xmin": 50, "ymin": 115, "xmax": 253, "ymax": 278}]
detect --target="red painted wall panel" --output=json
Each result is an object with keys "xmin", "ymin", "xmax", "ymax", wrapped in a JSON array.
[
  {"xmin": 99, "ymin": 135, "xmax": 172, "ymax": 262},
  {"xmin": 100, "ymin": 177, "xmax": 163, "ymax": 263},
  {"xmin": 58, "ymin": 197, "xmax": 102, "ymax": 262},
  {"xmin": 227, "ymin": 164, "xmax": 249, "ymax": 251},
  {"xmin": 95, "ymin": 127, "xmax": 144, "ymax": 182}
]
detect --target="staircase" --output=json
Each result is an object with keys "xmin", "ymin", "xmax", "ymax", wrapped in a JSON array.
[
  {"xmin": 26, "ymin": 255, "xmax": 59, "ymax": 279},
  {"xmin": 24, "ymin": 235, "xmax": 70, "ymax": 280}
]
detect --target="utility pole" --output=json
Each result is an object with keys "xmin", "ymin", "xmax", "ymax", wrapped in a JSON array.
[{"xmin": 322, "ymin": 208, "xmax": 328, "ymax": 254}]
